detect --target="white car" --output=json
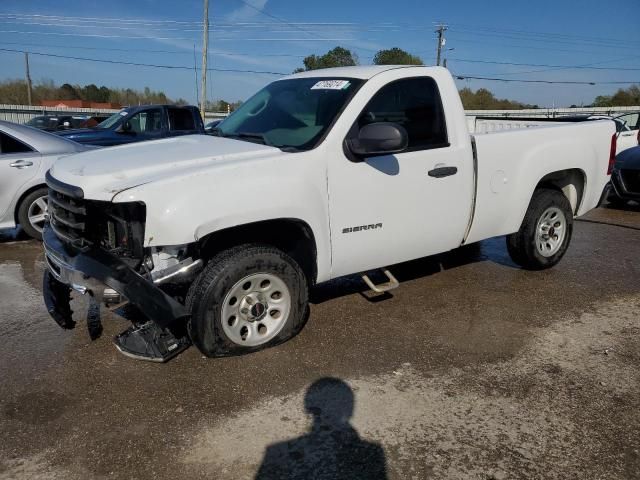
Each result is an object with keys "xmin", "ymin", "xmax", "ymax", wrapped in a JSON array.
[
  {"xmin": 614, "ymin": 112, "xmax": 639, "ymax": 154},
  {"xmin": 42, "ymin": 66, "xmax": 616, "ymax": 361},
  {"xmin": 0, "ymin": 120, "xmax": 89, "ymax": 239}
]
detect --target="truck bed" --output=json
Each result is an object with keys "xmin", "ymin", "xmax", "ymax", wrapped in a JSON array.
[{"xmin": 464, "ymin": 120, "xmax": 615, "ymax": 244}]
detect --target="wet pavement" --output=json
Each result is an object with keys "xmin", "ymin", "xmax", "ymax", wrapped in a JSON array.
[{"xmin": 0, "ymin": 204, "xmax": 639, "ymax": 479}]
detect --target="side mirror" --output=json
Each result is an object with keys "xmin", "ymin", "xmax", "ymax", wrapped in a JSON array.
[{"xmin": 347, "ymin": 122, "xmax": 408, "ymax": 158}]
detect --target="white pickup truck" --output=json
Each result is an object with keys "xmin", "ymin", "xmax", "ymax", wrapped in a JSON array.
[{"xmin": 42, "ymin": 66, "xmax": 616, "ymax": 361}]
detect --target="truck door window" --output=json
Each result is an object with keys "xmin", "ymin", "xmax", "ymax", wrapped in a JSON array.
[
  {"xmin": 0, "ymin": 132, "xmax": 34, "ymax": 154},
  {"xmin": 358, "ymin": 77, "xmax": 448, "ymax": 150},
  {"xmin": 168, "ymin": 108, "xmax": 196, "ymax": 131},
  {"xmin": 128, "ymin": 109, "xmax": 163, "ymax": 133}
]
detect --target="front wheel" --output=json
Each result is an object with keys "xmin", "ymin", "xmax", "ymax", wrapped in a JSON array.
[
  {"xmin": 186, "ymin": 244, "xmax": 309, "ymax": 357},
  {"xmin": 506, "ymin": 188, "xmax": 573, "ymax": 270},
  {"xmin": 17, "ymin": 187, "xmax": 49, "ymax": 241}
]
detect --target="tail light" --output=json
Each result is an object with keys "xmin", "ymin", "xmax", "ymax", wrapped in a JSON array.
[{"xmin": 608, "ymin": 133, "xmax": 617, "ymax": 175}]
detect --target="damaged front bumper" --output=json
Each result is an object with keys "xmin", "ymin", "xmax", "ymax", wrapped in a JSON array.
[{"xmin": 42, "ymin": 225, "xmax": 191, "ymax": 361}]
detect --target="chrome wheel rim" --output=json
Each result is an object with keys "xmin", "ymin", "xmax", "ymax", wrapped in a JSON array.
[
  {"xmin": 536, "ymin": 207, "xmax": 566, "ymax": 257},
  {"xmin": 221, "ymin": 273, "xmax": 291, "ymax": 347},
  {"xmin": 27, "ymin": 195, "xmax": 48, "ymax": 233}
]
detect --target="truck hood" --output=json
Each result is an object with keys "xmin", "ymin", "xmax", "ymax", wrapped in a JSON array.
[
  {"xmin": 55, "ymin": 128, "xmax": 113, "ymax": 144},
  {"xmin": 49, "ymin": 134, "xmax": 280, "ymax": 200}
]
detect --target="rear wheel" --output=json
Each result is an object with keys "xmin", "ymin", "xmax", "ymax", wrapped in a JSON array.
[
  {"xmin": 186, "ymin": 244, "xmax": 308, "ymax": 357},
  {"xmin": 506, "ymin": 188, "xmax": 573, "ymax": 270},
  {"xmin": 17, "ymin": 187, "xmax": 49, "ymax": 241}
]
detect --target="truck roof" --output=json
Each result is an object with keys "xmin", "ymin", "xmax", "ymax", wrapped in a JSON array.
[
  {"xmin": 120, "ymin": 104, "xmax": 198, "ymax": 113},
  {"xmin": 283, "ymin": 65, "xmax": 441, "ymax": 80}
]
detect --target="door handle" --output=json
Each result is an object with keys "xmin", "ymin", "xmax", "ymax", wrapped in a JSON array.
[
  {"xmin": 10, "ymin": 160, "xmax": 34, "ymax": 169},
  {"xmin": 428, "ymin": 166, "xmax": 458, "ymax": 178}
]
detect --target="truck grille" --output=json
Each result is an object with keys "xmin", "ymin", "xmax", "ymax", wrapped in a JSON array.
[
  {"xmin": 45, "ymin": 172, "xmax": 146, "ymax": 266},
  {"xmin": 48, "ymin": 185, "xmax": 90, "ymax": 250},
  {"xmin": 621, "ymin": 169, "xmax": 640, "ymax": 194}
]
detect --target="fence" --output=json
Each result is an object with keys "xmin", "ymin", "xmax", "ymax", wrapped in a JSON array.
[
  {"xmin": 0, "ymin": 104, "xmax": 229, "ymax": 124},
  {"xmin": 464, "ymin": 106, "xmax": 640, "ymax": 118},
  {"xmin": 1, "ymin": 103, "xmax": 638, "ymax": 125}
]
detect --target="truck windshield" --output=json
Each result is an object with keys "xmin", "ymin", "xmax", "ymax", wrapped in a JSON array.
[
  {"xmin": 216, "ymin": 77, "xmax": 364, "ymax": 151},
  {"xmin": 97, "ymin": 111, "xmax": 127, "ymax": 129}
]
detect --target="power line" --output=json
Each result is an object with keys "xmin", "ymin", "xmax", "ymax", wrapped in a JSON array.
[
  {"xmin": 0, "ymin": 47, "xmax": 287, "ymax": 75},
  {"xmin": 449, "ymin": 57, "xmax": 640, "ymax": 71},
  {"xmin": 232, "ymin": 0, "xmax": 380, "ymax": 53},
  {"xmin": 0, "ymin": 41, "xmax": 309, "ymax": 57},
  {"xmin": 0, "ymin": 29, "xmax": 197, "ymax": 40},
  {"xmin": 2, "ymin": 46, "xmax": 635, "ymax": 86},
  {"xmin": 447, "ymin": 23, "xmax": 640, "ymax": 48},
  {"xmin": 452, "ymin": 74, "xmax": 636, "ymax": 86}
]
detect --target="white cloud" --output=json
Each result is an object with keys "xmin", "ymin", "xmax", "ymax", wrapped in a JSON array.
[{"xmin": 224, "ymin": 0, "xmax": 268, "ymax": 23}]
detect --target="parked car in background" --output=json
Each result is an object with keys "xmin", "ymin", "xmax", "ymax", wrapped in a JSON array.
[
  {"xmin": 614, "ymin": 112, "xmax": 640, "ymax": 154},
  {"xmin": 25, "ymin": 115, "xmax": 104, "ymax": 132},
  {"xmin": 0, "ymin": 120, "xmax": 91, "ymax": 239},
  {"xmin": 607, "ymin": 145, "xmax": 640, "ymax": 206},
  {"xmin": 54, "ymin": 105, "xmax": 205, "ymax": 146}
]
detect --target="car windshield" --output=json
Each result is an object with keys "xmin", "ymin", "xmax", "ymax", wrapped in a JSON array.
[
  {"xmin": 97, "ymin": 111, "xmax": 127, "ymax": 129},
  {"xmin": 216, "ymin": 77, "xmax": 364, "ymax": 151}
]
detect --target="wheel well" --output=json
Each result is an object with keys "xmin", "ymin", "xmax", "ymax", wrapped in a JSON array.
[
  {"xmin": 535, "ymin": 169, "xmax": 585, "ymax": 214},
  {"xmin": 197, "ymin": 219, "xmax": 318, "ymax": 285},
  {"xmin": 14, "ymin": 183, "xmax": 48, "ymax": 223}
]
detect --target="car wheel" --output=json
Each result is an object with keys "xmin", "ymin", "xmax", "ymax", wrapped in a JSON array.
[
  {"xmin": 506, "ymin": 188, "xmax": 573, "ymax": 270},
  {"xmin": 186, "ymin": 244, "xmax": 309, "ymax": 357},
  {"xmin": 17, "ymin": 187, "xmax": 49, "ymax": 241},
  {"xmin": 607, "ymin": 189, "xmax": 628, "ymax": 208}
]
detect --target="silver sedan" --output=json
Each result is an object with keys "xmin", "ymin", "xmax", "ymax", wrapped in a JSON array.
[{"xmin": 0, "ymin": 120, "xmax": 90, "ymax": 240}]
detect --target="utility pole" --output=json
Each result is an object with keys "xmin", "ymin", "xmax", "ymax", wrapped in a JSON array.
[
  {"xmin": 200, "ymin": 0, "xmax": 209, "ymax": 118},
  {"xmin": 435, "ymin": 23, "xmax": 448, "ymax": 66},
  {"xmin": 24, "ymin": 52, "xmax": 33, "ymax": 106}
]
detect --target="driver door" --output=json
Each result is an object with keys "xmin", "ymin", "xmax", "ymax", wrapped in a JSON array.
[{"xmin": 327, "ymin": 76, "xmax": 474, "ymax": 278}]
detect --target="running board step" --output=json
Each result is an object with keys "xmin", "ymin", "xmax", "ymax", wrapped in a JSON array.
[{"xmin": 362, "ymin": 269, "xmax": 400, "ymax": 293}]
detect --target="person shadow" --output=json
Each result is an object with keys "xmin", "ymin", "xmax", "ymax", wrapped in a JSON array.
[{"xmin": 255, "ymin": 378, "xmax": 388, "ymax": 480}]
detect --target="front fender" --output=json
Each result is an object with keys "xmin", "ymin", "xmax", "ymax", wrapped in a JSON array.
[{"xmin": 112, "ymin": 151, "xmax": 332, "ymax": 282}]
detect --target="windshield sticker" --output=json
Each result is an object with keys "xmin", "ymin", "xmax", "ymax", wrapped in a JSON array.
[
  {"xmin": 311, "ymin": 80, "xmax": 351, "ymax": 90},
  {"xmin": 119, "ymin": 111, "xmax": 128, "ymax": 116}
]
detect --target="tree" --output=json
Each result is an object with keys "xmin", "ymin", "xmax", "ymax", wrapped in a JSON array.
[
  {"xmin": 458, "ymin": 87, "xmax": 534, "ymax": 110},
  {"xmin": 593, "ymin": 85, "xmax": 640, "ymax": 107},
  {"xmin": 59, "ymin": 83, "xmax": 80, "ymax": 100},
  {"xmin": 373, "ymin": 48, "xmax": 423, "ymax": 65},
  {"xmin": 81, "ymin": 84, "xmax": 101, "ymax": 102},
  {"xmin": 0, "ymin": 79, "xmax": 184, "ymax": 106},
  {"xmin": 296, "ymin": 46, "xmax": 358, "ymax": 72}
]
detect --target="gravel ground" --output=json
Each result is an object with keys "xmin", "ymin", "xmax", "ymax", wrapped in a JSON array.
[{"xmin": 0, "ymin": 204, "xmax": 639, "ymax": 480}]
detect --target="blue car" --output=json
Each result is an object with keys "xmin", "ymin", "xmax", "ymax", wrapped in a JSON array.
[{"xmin": 55, "ymin": 105, "xmax": 204, "ymax": 146}]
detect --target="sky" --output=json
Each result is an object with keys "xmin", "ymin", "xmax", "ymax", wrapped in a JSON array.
[{"xmin": 0, "ymin": 0, "xmax": 638, "ymax": 107}]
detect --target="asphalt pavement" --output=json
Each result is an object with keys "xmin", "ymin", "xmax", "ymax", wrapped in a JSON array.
[{"xmin": 0, "ymin": 204, "xmax": 639, "ymax": 480}]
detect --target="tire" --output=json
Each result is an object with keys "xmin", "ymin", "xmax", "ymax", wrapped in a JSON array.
[
  {"xmin": 186, "ymin": 244, "xmax": 309, "ymax": 357},
  {"xmin": 506, "ymin": 188, "xmax": 573, "ymax": 270},
  {"xmin": 17, "ymin": 187, "xmax": 49, "ymax": 241},
  {"xmin": 607, "ymin": 190, "xmax": 628, "ymax": 208}
]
